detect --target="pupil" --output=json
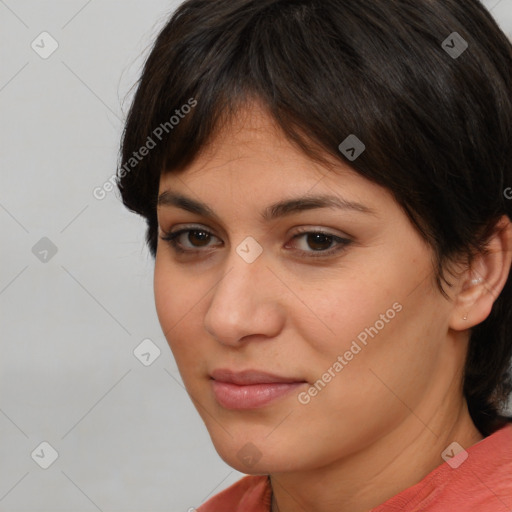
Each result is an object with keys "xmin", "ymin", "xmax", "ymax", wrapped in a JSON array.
[
  {"xmin": 308, "ymin": 233, "xmax": 332, "ymax": 251},
  {"xmin": 190, "ymin": 231, "xmax": 210, "ymax": 246}
]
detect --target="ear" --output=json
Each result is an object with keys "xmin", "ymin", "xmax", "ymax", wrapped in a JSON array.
[{"xmin": 450, "ymin": 215, "xmax": 512, "ymax": 331}]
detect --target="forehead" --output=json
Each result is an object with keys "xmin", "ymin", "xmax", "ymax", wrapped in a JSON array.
[
  {"xmin": 156, "ymin": 101, "xmax": 401, "ymax": 224},
  {"xmin": 156, "ymin": 107, "xmax": 397, "ymax": 232},
  {"xmin": 159, "ymin": 101, "xmax": 343, "ymax": 188}
]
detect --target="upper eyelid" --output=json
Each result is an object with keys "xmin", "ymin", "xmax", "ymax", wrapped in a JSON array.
[
  {"xmin": 161, "ymin": 224, "xmax": 222, "ymax": 241},
  {"xmin": 160, "ymin": 223, "xmax": 348, "ymax": 238}
]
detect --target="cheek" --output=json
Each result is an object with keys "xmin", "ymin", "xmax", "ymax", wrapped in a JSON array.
[
  {"xmin": 296, "ymin": 258, "xmax": 444, "ymax": 398},
  {"xmin": 153, "ymin": 258, "xmax": 205, "ymax": 361},
  {"xmin": 294, "ymin": 268, "xmax": 403, "ymax": 359},
  {"xmin": 306, "ymin": 276, "xmax": 445, "ymax": 415},
  {"xmin": 154, "ymin": 260, "xmax": 177, "ymax": 334}
]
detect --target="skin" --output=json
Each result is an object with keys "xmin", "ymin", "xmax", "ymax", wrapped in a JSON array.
[{"xmin": 153, "ymin": 101, "xmax": 512, "ymax": 512}]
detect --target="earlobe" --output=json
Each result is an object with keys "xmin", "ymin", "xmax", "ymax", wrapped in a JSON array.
[{"xmin": 450, "ymin": 215, "xmax": 512, "ymax": 331}]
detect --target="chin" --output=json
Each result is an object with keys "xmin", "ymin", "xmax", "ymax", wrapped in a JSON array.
[
  {"xmin": 208, "ymin": 433, "xmax": 307, "ymax": 475},
  {"xmin": 218, "ymin": 452, "xmax": 287, "ymax": 475}
]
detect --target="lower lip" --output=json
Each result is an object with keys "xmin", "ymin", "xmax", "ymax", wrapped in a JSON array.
[{"xmin": 211, "ymin": 380, "xmax": 305, "ymax": 409}]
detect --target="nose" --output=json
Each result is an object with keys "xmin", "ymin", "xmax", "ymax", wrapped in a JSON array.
[{"xmin": 203, "ymin": 248, "xmax": 286, "ymax": 347}]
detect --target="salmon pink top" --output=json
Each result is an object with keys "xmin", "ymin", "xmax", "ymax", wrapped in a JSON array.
[{"xmin": 197, "ymin": 423, "xmax": 512, "ymax": 512}]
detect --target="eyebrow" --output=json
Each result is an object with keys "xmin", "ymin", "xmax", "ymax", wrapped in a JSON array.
[{"xmin": 157, "ymin": 190, "xmax": 377, "ymax": 222}]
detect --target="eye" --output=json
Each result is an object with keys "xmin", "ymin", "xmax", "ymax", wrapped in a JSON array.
[
  {"xmin": 287, "ymin": 229, "xmax": 352, "ymax": 258},
  {"xmin": 159, "ymin": 226, "xmax": 222, "ymax": 253},
  {"xmin": 159, "ymin": 225, "xmax": 352, "ymax": 259}
]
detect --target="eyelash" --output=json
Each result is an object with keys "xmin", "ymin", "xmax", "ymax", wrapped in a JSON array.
[{"xmin": 159, "ymin": 225, "xmax": 352, "ymax": 259}]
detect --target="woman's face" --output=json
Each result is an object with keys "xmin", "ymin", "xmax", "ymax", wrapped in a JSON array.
[{"xmin": 154, "ymin": 103, "xmax": 459, "ymax": 474}]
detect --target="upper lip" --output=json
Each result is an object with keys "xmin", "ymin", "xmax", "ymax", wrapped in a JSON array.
[{"xmin": 210, "ymin": 368, "xmax": 306, "ymax": 385}]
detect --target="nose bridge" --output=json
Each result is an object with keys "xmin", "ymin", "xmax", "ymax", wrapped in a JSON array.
[{"xmin": 203, "ymin": 242, "xmax": 283, "ymax": 345}]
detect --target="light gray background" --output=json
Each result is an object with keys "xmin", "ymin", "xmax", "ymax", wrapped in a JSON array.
[{"xmin": 1, "ymin": 1, "xmax": 511, "ymax": 511}]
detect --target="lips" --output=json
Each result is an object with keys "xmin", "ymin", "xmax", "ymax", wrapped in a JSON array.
[
  {"xmin": 210, "ymin": 368, "xmax": 304, "ymax": 385},
  {"xmin": 210, "ymin": 369, "xmax": 307, "ymax": 409}
]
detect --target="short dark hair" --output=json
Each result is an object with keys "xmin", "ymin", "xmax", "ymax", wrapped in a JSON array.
[{"xmin": 117, "ymin": 0, "xmax": 512, "ymax": 436}]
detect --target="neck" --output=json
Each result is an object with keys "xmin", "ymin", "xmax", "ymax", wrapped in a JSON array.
[{"xmin": 269, "ymin": 397, "xmax": 482, "ymax": 512}]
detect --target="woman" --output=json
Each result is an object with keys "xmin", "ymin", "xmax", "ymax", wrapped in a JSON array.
[{"xmin": 117, "ymin": 0, "xmax": 512, "ymax": 510}]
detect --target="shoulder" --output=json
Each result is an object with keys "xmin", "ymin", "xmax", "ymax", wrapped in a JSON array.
[
  {"xmin": 435, "ymin": 423, "xmax": 512, "ymax": 509},
  {"xmin": 372, "ymin": 423, "xmax": 512, "ymax": 511},
  {"xmin": 462, "ymin": 423, "xmax": 512, "ymax": 496},
  {"xmin": 196, "ymin": 475, "xmax": 271, "ymax": 512}
]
